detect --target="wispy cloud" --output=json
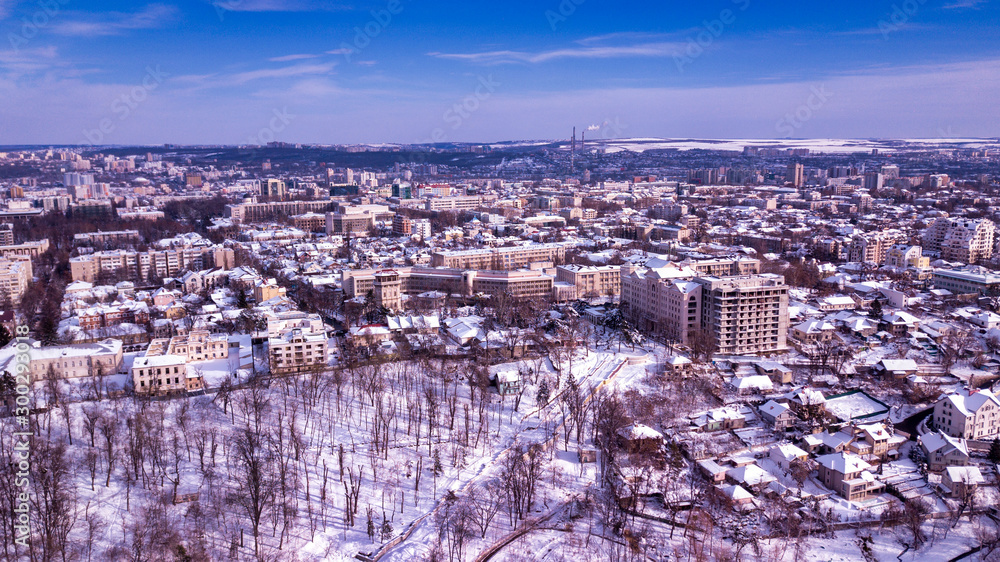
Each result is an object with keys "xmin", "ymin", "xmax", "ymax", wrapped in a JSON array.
[
  {"xmin": 268, "ymin": 53, "xmax": 320, "ymax": 62},
  {"xmin": 0, "ymin": 0, "xmax": 15, "ymax": 19},
  {"xmin": 232, "ymin": 61, "xmax": 336, "ymax": 84},
  {"xmin": 52, "ymin": 4, "xmax": 178, "ymax": 37},
  {"xmin": 208, "ymin": 0, "xmax": 352, "ymax": 12},
  {"xmin": 429, "ymin": 42, "xmax": 683, "ymax": 65},
  {"xmin": 944, "ymin": 0, "xmax": 987, "ymax": 8},
  {"xmin": 0, "ymin": 46, "xmax": 61, "ymax": 79}
]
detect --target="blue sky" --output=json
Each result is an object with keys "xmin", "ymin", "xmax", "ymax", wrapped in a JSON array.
[{"xmin": 1, "ymin": 0, "xmax": 998, "ymax": 145}]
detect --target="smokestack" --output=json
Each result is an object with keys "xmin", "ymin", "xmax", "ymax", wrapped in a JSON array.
[{"xmin": 571, "ymin": 127, "xmax": 576, "ymax": 170}]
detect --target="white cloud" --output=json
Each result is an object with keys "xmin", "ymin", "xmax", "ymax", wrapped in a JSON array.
[
  {"xmin": 944, "ymin": 0, "xmax": 987, "ymax": 8},
  {"xmin": 208, "ymin": 0, "xmax": 352, "ymax": 12},
  {"xmin": 231, "ymin": 62, "xmax": 337, "ymax": 84},
  {"xmin": 268, "ymin": 53, "xmax": 321, "ymax": 62},
  {"xmin": 428, "ymin": 42, "xmax": 684, "ymax": 65},
  {"xmin": 52, "ymin": 4, "xmax": 178, "ymax": 37}
]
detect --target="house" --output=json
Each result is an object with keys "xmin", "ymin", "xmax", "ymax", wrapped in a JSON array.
[
  {"xmin": 817, "ymin": 295, "xmax": 857, "ymax": 312},
  {"xmin": 493, "ymin": 370, "xmax": 522, "ymax": 396},
  {"xmin": 698, "ymin": 459, "xmax": 729, "ymax": 483},
  {"xmin": 756, "ymin": 361, "xmax": 793, "ymax": 384},
  {"xmin": 730, "ymin": 374, "xmax": 774, "ymax": 394},
  {"xmin": 664, "ymin": 355, "xmax": 693, "ymax": 376},
  {"xmin": 881, "ymin": 311, "xmax": 920, "ymax": 335},
  {"xmin": 617, "ymin": 423, "xmax": 664, "ymax": 455},
  {"xmin": 792, "ymin": 320, "xmax": 836, "ymax": 343},
  {"xmin": 769, "ymin": 443, "xmax": 809, "ymax": 470},
  {"xmin": 726, "ymin": 463, "xmax": 776, "ymax": 489},
  {"xmin": 816, "ymin": 452, "xmax": 884, "ymax": 501},
  {"xmin": 717, "ymin": 484, "xmax": 755, "ymax": 507},
  {"xmin": 920, "ymin": 431, "xmax": 971, "ymax": 472},
  {"xmin": 846, "ymin": 423, "xmax": 903, "ymax": 462},
  {"xmin": 801, "ymin": 431, "xmax": 853, "ymax": 455},
  {"xmin": 876, "ymin": 359, "xmax": 919, "ymax": 378},
  {"xmin": 932, "ymin": 388, "xmax": 1000, "ymax": 440},
  {"xmin": 692, "ymin": 406, "xmax": 748, "ymax": 432},
  {"xmin": 759, "ymin": 400, "xmax": 797, "ymax": 430},
  {"xmin": 941, "ymin": 466, "xmax": 985, "ymax": 499}
]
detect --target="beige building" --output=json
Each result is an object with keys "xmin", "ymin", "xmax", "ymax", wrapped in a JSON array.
[
  {"xmin": 696, "ymin": 275, "xmax": 789, "ymax": 355},
  {"xmin": 69, "ymin": 246, "xmax": 234, "ymax": 282},
  {"xmin": 131, "ymin": 330, "xmax": 227, "ymax": 395},
  {"xmin": 932, "ymin": 389, "xmax": 1000, "ymax": 440},
  {"xmin": 18, "ymin": 339, "xmax": 123, "ymax": 380},
  {"xmin": 923, "ymin": 217, "xmax": 995, "ymax": 264},
  {"xmin": 0, "ymin": 258, "xmax": 31, "ymax": 306},
  {"xmin": 269, "ymin": 328, "xmax": 329, "ymax": 375},
  {"xmin": 0, "ymin": 239, "xmax": 50, "ymax": 259},
  {"xmin": 342, "ymin": 266, "xmax": 556, "ymax": 302},
  {"xmin": 848, "ymin": 232, "xmax": 904, "ymax": 264},
  {"xmin": 885, "ymin": 244, "xmax": 929, "ymax": 269},
  {"xmin": 622, "ymin": 262, "xmax": 788, "ymax": 354},
  {"xmin": 254, "ymin": 279, "xmax": 287, "ymax": 303},
  {"xmin": 430, "ymin": 243, "xmax": 566, "ymax": 270},
  {"xmin": 816, "ymin": 452, "xmax": 884, "ymax": 501},
  {"xmin": 555, "ymin": 264, "xmax": 622, "ymax": 298}
]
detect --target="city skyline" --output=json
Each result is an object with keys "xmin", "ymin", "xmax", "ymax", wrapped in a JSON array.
[{"xmin": 1, "ymin": 0, "xmax": 999, "ymax": 144}]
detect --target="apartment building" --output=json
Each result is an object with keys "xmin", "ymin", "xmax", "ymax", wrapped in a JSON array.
[
  {"xmin": 342, "ymin": 266, "xmax": 556, "ymax": 302},
  {"xmin": 73, "ymin": 230, "xmax": 140, "ymax": 245},
  {"xmin": 848, "ymin": 232, "xmax": 905, "ymax": 264},
  {"xmin": 131, "ymin": 330, "xmax": 228, "ymax": 395},
  {"xmin": 932, "ymin": 389, "xmax": 1000, "ymax": 440},
  {"xmin": 923, "ymin": 217, "xmax": 995, "ymax": 264},
  {"xmin": 424, "ymin": 194, "xmax": 498, "ymax": 211},
  {"xmin": 325, "ymin": 205, "xmax": 393, "ymax": 236},
  {"xmin": 430, "ymin": 243, "xmax": 566, "ymax": 270},
  {"xmin": 885, "ymin": 244, "xmax": 929, "ymax": 269},
  {"xmin": 697, "ymin": 275, "xmax": 789, "ymax": 355},
  {"xmin": 0, "ymin": 239, "xmax": 49, "ymax": 259},
  {"xmin": 226, "ymin": 200, "xmax": 336, "ymax": 223},
  {"xmin": 555, "ymin": 264, "xmax": 622, "ymax": 298},
  {"xmin": 0, "ymin": 258, "xmax": 31, "ymax": 306},
  {"xmin": 625, "ymin": 264, "xmax": 790, "ymax": 355},
  {"xmin": 269, "ymin": 328, "xmax": 329, "ymax": 375},
  {"xmin": 69, "ymin": 246, "xmax": 234, "ymax": 282}
]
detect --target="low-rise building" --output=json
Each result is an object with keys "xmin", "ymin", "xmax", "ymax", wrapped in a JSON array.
[{"xmin": 269, "ymin": 328, "xmax": 329, "ymax": 375}]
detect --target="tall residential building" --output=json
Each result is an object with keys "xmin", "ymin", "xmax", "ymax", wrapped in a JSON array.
[
  {"xmin": 787, "ymin": 163, "xmax": 804, "ymax": 188},
  {"xmin": 261, "ymin": 179, "xmax": 287, "ymax": 200},
  {"xmin": 696, "ymin": 275, "xmax": 788, "ymax": 355},
  {"xmin": 622, "ymin": 268, "xmax": 789, "ymax": 355},
  {"xmin": 923, "ymin": 217, "xmax": 995, "ymax": 264},
  {"xmin": 0, "ymin": 258, "xmax": 31, "ymax": 306},
  {"xmin": 848, "ymin": 232, "xmax": 904, "ymax": 264}
]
